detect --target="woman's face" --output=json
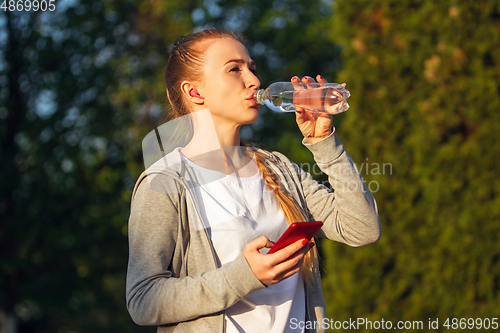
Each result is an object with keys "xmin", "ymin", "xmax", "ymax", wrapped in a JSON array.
[{"xmin": 197, "ymin": 38, "xmax": 261, "ymax": 128}]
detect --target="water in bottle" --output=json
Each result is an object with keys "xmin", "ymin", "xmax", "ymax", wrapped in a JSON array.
[{"xmin": 253, "ymin": 82, "xmax": 350, "ymax": 114}]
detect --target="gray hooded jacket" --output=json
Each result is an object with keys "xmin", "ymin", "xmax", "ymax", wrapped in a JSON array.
[{"xmin": 126, "ymin": 131, "xmax": 381, "ymax": 332}]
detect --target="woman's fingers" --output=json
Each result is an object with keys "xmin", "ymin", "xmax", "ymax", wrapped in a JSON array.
[
  {"xmin": 299, "ymin": 76, "xmax": 318, "ymax": 114},
  {"xmin": 315, "ymin": 113, "xmax": 334, "ymax": 131},
  {"xmin": 293, "ymin": 74, "xmax": 336, "ymax": 137},
  {"xmin": 267, "ymin": 238, "xmax": 309, "ymax": 266},
  {"xmin": 301, "ymin": 76, "xmax": 317, "ymax": 89},
  {"xmin": 272, "ymin": 241, "xmax": 313, "ymax": 270},
  {"xmin": 266, "ymin": 242, "xmax": 314, "ymax": 284},
  {"xmin": 243, "ymin": 236, "xmax": 314, "ymax": 286},
  {"xmin": 245, "ymin": 235, "xmax": 273, "ymax": 251},
  {"xmin": 291, "ymin": 76, "xmax": 304, "ymax": 90},
  {"xmin": 295, "ymin": 74, "xmax": 330, "ymax": 87},
  {"xmin": 317, "ymin": 75, "xmax": 328, "ymax": 87},
  {"xmin": 295, "ymin": 107, "xmax": 316, "ymax": 126},
  {"xmin": 292, "ymin": 76, "xmax": 306, "ymax": 114},
  {"xmin": 279, "ymin": 267, "xmax": 303, "ymax": 281}
]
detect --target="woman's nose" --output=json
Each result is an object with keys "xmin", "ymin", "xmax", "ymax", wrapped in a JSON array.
[{"xmin": 246, "ymin": 71, "xmax": 260, "ymax": 90}]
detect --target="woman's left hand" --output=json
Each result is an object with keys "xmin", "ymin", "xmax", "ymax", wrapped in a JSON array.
[{"xmin": 292, "ymin": 75, "xmax": 345, "ymax": 143}]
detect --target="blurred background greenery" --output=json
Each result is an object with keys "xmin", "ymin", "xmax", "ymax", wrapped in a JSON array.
[{"xmin": 1, "ymin": 0, "xmax": 499, "ymax": 332}]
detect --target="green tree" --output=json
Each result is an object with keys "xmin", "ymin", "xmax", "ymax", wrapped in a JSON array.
[
  {"xmin": 0, "ymin": 1, "xmax": 153, "ymax": 331},
  {"xmin": 321, "ymin": 0, "xmax": 500, "ymax": 330}
]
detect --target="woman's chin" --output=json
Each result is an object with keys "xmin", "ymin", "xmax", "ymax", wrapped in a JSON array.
[
  {"xmin": 209, "ymin": 107, "xmax": 259, "ymax": 126},
  {"xmin": 242, "ymin": 108, "xmax": 259, "ymax": 124}
]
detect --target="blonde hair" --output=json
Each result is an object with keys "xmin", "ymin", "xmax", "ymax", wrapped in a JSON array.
[
  {"xmin": 165, "ymin": 29, "xmax": 244, "ymax": 118},
  {"xmin": 165, "ymin": 29, "xmax": 319, "ymax": 284},
  {"xmin": 252, "ymin": 149, "xmax": 319, "ymax": 285}
]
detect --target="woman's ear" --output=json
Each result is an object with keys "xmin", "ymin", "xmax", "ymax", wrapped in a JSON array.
[{"xmin": 181, "ymin": 81, "xmax": 205, "ymax": 105}]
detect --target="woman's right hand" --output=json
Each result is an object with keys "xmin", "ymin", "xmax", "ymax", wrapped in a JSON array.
[{"xmin": 242, "ymin": 235, "xmax": 313, "ymax": 286}]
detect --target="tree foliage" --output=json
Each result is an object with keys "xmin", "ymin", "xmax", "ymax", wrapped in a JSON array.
[
  {"xmin": 321, "ymin": 0, "xmax": 500, "ymax": 329},
  {"xmin": 0, "ymin": 1, "xmax": 151, "ymax": 331}
]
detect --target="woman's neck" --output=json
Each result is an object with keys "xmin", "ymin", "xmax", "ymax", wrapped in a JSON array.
[{"xmin": 180, "ymin": 109, "xmax": 255, "ymax": 176}]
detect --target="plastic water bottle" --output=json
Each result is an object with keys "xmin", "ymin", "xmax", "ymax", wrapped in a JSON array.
[{"xmin": 253, "ymin": 82, "xmax": 350, "ymax": 114}]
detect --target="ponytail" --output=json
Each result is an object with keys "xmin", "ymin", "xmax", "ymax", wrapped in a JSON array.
[{"xmin": 252, "ymin": 149, "xmax": 319, "ymax": 285}]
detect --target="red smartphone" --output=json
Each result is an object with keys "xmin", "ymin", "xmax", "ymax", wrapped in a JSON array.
[{"xmin": 267, "ymin": 221, "xmax": 323, "ymax": 254}]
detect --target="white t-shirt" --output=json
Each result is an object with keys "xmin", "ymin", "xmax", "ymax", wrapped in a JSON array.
[{"xmin": 181, "ymin": 152, "xmax": 305, "ymax": 333}]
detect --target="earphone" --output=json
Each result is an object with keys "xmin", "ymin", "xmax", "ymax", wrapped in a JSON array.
[{"xmin": 189, "ymin": 89, "xmax": 204, "ymax": 99}]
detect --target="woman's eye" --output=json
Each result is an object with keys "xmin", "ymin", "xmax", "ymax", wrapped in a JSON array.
[{"xmin": 230, "ymin": 67, "xmax": 241, "ymax": 72}]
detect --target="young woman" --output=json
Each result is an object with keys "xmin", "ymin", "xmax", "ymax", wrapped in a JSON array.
[{"xmin": 126, "ymin": 29, "xmax": 381, "ymax": 333}]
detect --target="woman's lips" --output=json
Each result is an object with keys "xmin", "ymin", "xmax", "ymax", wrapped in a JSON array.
[{"xmin": 246, "ymin": 97, "xmax": 259, "ymax": 107}]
